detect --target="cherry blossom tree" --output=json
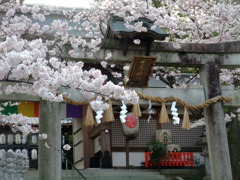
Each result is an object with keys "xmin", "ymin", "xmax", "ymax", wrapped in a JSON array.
[
  {"xmin": 0, "ymin": 0, "xmax": 140, "ymax": 134},
  {"xmin": 0, "ymin": 0, "xmax": 239, "ymax": 133},
  {"xmin": 70, "ymin": 0, "xmax": 239, "ymax": 88}
]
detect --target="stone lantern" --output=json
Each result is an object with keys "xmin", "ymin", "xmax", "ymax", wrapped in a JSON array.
[{"xmin": 196, "ymin": 137, "xmax": 211, "ymax": 180}]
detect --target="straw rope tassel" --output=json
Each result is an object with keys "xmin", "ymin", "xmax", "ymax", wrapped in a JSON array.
[
  {"xmin": 159, "ymin": 102, "xmax": 170, "ymax": 123},
  {"xmin": 132, "ymin": 103, "xmax": 142, "ymax": 117},
  {"xmin": 84, "ymin": 104, "xmax": 95, "ymax": 126},
  {"xmin": 103, "ymin": 100, "xmax": 115, "ymax": 122},
  {"xmin": 182, "ymin": 107, "xmax": 190, "ymax": 129}
]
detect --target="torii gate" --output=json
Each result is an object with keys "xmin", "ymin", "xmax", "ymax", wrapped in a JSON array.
[{"xmin": 1, "ymin": 40, "xmax": 240, "ymax": 180}]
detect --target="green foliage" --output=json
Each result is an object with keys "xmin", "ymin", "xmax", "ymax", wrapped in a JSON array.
[
  {"xmin": 152, "ymin": 0, "xmax": 163, "ymax": 7},
  {"xmin": 148, "ymin": 140, "xmax": 167, "ymax": 162},
  {"xmin": 182, "ymin": 34, "xmax": 190, "ymax": 39},
  {"xmin": 148, "ymin": 140, "xmax": 166, "ymax": 153},
  {"xmin": 169, "ymin": 34, "xmax": 177, "ymax": 42},
  {"xmin": 177, "ymin": 13, "xmax": 187, "ymax": 18},
  {"xmin": 212, "ymin": 31, "xmax": 220, "ymax": 37},
  {"xmin": 224, "ymin": 106, "xmax": 230, "ymax": 113}
]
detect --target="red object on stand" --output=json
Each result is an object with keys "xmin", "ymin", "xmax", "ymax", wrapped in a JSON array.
[{"xmin": 145, "ymin": 152, "xmax": 194, "ymax": 168}]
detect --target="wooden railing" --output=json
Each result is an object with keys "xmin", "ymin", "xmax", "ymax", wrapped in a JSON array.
[{"xmin": 145, "ymin": 152, "xmax": 194, "ymax": 168}]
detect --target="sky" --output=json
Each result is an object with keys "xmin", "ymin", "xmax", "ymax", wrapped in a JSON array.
[{"xmin": 24, "ymin": 0, "xmax": 90, "ymax": 8}]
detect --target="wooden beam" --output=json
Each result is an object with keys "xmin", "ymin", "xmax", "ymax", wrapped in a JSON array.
[{"xmin": 89, "ymin": 123, "xmax": 112, "ymax": 139}]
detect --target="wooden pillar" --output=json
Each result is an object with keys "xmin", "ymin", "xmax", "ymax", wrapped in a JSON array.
[
  {"xmin": 100, "ymin": 126, "xmax": 111, "ymax": 153},
  {"xmin": 38, "ymin": 100, "xmax": 61, "ymax": 180},
  {"xmin": 200, "ymin": 61, "xmax": 233, "ymax": 180},
  {"xmin": 82, "ymin": 105, "xmax": 94, "ymax": 169},
  {"xmin": 100, "ymin": 124, "xmax": 112, "ymax": 168},
  {"xmin": 73, "ymin": 118, "xmax": 84, "ymax": 169},
  {"xmin": 126, "ymin": 139, "xmax": 130, "ymax": 169}
]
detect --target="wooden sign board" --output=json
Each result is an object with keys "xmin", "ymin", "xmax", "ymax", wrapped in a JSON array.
[{"xmin": 127, "ymin": 56, "xmax": 156, "ymax": 87}]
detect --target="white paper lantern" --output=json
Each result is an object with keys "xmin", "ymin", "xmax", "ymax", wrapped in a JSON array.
[
  {"xmin": 0, "ymin": 149, "xmax": 6, "ymax": 159},
  {"xmin": 21, "ymin": 135, "xmax": 27, "ymax": 144},
  {"xmin": 7, "ymin": 134, "xmax": 13, "ymax": 145},
  {"xmin": 0, "ymin": 134, "xmax": 6, "ymax": 144},
  {"xmin": 31, "ymin": 135, "xmax": 37, "ymax": 145},
  {"xmin": 31, "ymin": 149, "xmax": 37, "ymax": 160},
  {"xmin": 15, "ymin": 149, "xmax": 21, "ymax": 154},
  {"xmin": 21, "ymin": 149, "xmax": 28, "ymax": 157},
  {"xmin": 15, "ymin": 134, "xmax": 21, "ymax": 144}
]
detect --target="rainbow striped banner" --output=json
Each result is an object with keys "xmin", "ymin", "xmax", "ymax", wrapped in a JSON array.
[
  {"xmin": 61, "ymin": 103, "xmax": 83, "ymax": 118},
  {"xmin": 18, "ymin": 102, "xmax": 39, "ymax": 117},
  {"xmin": 0, "ymin": 102, "xmax": 82, "ymax": 118}
]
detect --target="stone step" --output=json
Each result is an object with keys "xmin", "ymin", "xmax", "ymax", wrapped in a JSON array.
[{"xmin": 25, "ymin": 169, "xmax": 166, "ymax": 180}]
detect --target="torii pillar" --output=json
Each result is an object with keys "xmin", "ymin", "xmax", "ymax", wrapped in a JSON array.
[
  {"xmin": 200, "ymin": 61, "xmax": 233, "ymax": 180},
  {"xmin": 38, "ymin": 100, "xmax": 62, "ymax": 180}
]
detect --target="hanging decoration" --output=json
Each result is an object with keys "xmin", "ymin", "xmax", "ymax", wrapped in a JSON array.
[
  {"xmin": 137, "ymin": 93, "xmax": 232, "ymax": 110},
  {"xmin": 182, "ymin": 107, "xmax": 190, "ymax": 129},
  {"xmin": 159, "ymin": 102, "xmax": 170, "ymax": 123},
  {"xmin": 95, "ymin": 109, "xmax": 104, "ymax": 124},
  {"xmin": 171, "ymin": 101, "xmax": 180, "ymax": 125},
  {"xmin": 103, "ymin": 100, "xmax": 115, "ymax": 122},
  {"xmin": 84, "ymin": 104, "xmax": 95, "ymax": 126},
  {"xmin": 120, "ymin": 101, "xmax": 127, "ymax": 123},
  {"xmin": 131, "ymin": 103, "xmax": 142, "ymax": 117},
  {"xmin": 63, "ymin": 91, "xmax": 232, "ymax": 128},
  {"xmin": 147, "ymin": 100, "xmax": 154, "ymax": 123}
]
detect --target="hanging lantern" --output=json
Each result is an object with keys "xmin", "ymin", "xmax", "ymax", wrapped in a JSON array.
[
  {"xmin": 15, "ymin": 134, "xmax": 21, "ymax": 144},
  {"xmin": 15, "ymin": 149, "xmax": 21, "ymax": 154},
  {"xmin": 0, "ymin": 134, "xmax": 6, "ymax": 144},
  {"xmin": 31, "ymin": 149, "xmax": 37, "ymax": 160},
  {"xmin": 7, "ymin": 134, "xmax": 13, "ymax": 145},
  {"xmin": 22, "ymin": 149, "xmax": 28, "ymax": 157},
  {"xmin": 22, "ymin": 135, "xmax": 28, "ymax": 144},
  {"xmin": 122, "ymin": 113, "xmax": 139, "ymax": 140},
  {"xmin": 31, "ymin": 135, "xmax": 38, "ymax": 145}
]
